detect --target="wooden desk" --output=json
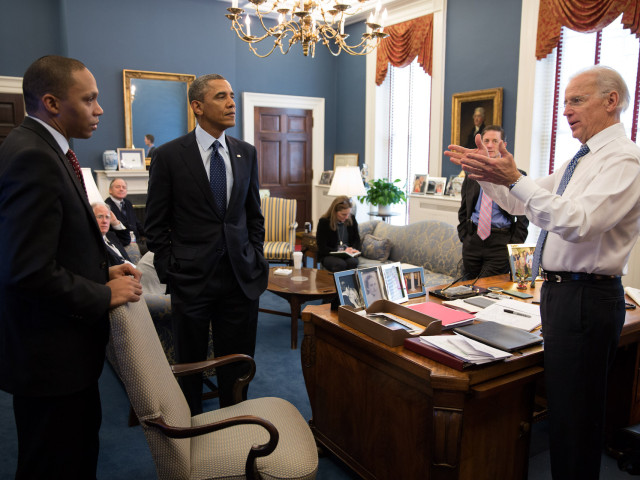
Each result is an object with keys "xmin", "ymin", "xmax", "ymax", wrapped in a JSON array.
[{"xmin": 300, "ymin": 275, "xmax": 640, "ymax": 480}]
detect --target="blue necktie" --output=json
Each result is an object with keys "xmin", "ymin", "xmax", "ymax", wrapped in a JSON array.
[
  {"xmin": 209, "ymin": 140, "xmax": 227, "ymax": 217},
  {"xmin": 530, "ymin": 144, "xmax": 590, "ymax": 286}
]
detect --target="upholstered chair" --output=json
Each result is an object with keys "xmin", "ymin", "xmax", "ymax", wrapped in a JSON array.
[
  {"xmin": 107, "ymin": 299, "xmax": 318, "ymax": 480},
  {"xmin": 261, "ymin": 197, "xmax": 298, "ymax": 265}
]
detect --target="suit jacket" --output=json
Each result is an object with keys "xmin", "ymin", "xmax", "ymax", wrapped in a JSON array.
[
  {"xmin": 145, "ymin": 130, "xmax": 268, "ymax": 302},
  {"xmin": 457, "ymin": 173, "xmax": 529, "ymax": 243},
  {"xmin": 105, "ymin": 196, "xmax": 143, "ymax": 243},
  {"xmin": 104, "ymin": 231, "xmax": 131, "ymax": 266},
  {"xmin": 0, "ymin": 117, "xmax": 111, "ymax": 396}
]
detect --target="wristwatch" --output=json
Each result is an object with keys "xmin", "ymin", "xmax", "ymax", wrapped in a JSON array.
[{"xmin": 508, "ymin": 175, "xmax": 524, "ymax": 191}]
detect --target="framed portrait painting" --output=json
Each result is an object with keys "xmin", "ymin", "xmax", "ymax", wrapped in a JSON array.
[{"xmin": 451, "ymin": 87, "xmax": 503, "ymax": 148}]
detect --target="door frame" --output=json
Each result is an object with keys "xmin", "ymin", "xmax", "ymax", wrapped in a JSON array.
[
  {"xmin": 243, "ymin": 92, "xmax": 324, "ymax": 226},
  {"xmin": 0, "ymin": 76, "xmax": 23, "ymax": 94}
]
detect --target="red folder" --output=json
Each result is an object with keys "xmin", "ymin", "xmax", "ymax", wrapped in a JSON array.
[
  {"xmin": 407, "ymin": 302, "xmax": 474, "ymax": 329},
  {"xmin": 403, "ymin": 337, "xmax": 469, "ymax": 371}
]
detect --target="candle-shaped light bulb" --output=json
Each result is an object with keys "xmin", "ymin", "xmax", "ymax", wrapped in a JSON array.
[
  {"xmin": 245, "ymin": 14, "xmax": 251, "ymax": 36},
  {"xmin": 367, "ymin": 12, "xmax": 373, "ymax": 33},
  {"xmin": 340, "ymin": 18, "xmax": 344, "ymax": 35},
  {"xmin": 380, "ymin": 9, "xmax": 387, "ymax": 29},
  {"xmin": 232, "ymin": 0, "xmax": 238, "ymax": 8},
  {"xmin": 374, "ymin": 0, "xmax": 381, "ymax": 21}
]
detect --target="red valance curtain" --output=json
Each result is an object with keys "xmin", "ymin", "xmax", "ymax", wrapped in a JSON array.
[
  {"xmin": 375, "ymin": 14, "xmax": 433, "ymax": 86},
  {"xmin": 536, "ymin": 0, "xmax": 640, "ymax": 60}
]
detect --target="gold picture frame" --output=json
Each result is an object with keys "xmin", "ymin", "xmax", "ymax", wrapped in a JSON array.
[
  {"xmin": 333, "ymin": 153, "xmax": 359, "ymax": 169},
  {"xmin": 451, "ymin": 87, "xmax": 503, "ymax": 147}
]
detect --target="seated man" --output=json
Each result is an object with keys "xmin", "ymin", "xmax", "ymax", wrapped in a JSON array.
[
  {"xmin": 104, "ymin": 177, "xmax": 145, "ymax": 249},
  {"xmin": 92, "ymin": 202, "xmax": 134, "ymax": 267},
  {"xmin": 457, "ymin": 125, "xmax": 529, "ymax": 277}
]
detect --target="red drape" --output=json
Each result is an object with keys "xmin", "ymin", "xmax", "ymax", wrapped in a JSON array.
[
  {"xmin": 536, "ymin": 0, "xmax": 640, "ymax": 60},
  {"xmin": 375, "ymin": 14, "xmax": 433, "ymax": 86}
]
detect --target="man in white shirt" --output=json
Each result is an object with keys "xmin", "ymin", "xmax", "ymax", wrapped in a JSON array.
[{"xmin": 446, "ymin": 65, "xmax": 640, "ymax": 479}]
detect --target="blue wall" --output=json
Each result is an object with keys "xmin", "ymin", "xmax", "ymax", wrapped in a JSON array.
[{"xmin": 1, "ymin": 0, "xmax": 523, "ymax": 178}]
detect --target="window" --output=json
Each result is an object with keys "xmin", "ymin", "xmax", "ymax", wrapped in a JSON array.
[
  {"xmin": 530, "ymin": 15, "xmax": 640, "ymax": 179},
  {"xmin": 375, "ymin": 58, "xmax": 431, "ymax": 224}
]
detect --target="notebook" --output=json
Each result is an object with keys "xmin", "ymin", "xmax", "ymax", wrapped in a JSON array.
[{"xmin": 453, "ymin": 321, "xmax": 543, "ymax": 352}]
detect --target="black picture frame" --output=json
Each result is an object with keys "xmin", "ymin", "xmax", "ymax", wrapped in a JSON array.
[{"xmin": 333, "ymin": 269, "xmax": 363, "ymax": 308}]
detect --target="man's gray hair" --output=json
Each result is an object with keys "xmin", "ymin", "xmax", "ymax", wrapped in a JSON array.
[
  {"xmin": 574, "ymin": 65, "xmax": 630, "ymax": 113},
  {"xmin": 109, "ymin": 178, "xmax": 127, "ymax": 188},
  {"xmin": 474, "ymin": 107, "xmax": 485, "ymax": 117},
  {"xmin": 91, "ymin": 201, "xmax": 111, "ymax": 211},
  {"xmin": 188, "ymin": 74, "xmax": 226, "ymax": 104}
]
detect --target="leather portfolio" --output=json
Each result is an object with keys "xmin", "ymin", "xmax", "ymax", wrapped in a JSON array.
[{"xmin": 453, "ymin": 321, "xmax": 543, "ymax": 352}]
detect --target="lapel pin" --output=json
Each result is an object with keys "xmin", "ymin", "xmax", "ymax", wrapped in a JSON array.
[{"xmin": 236, "ymin": 154, "xmax": 242, "ymax": 157}]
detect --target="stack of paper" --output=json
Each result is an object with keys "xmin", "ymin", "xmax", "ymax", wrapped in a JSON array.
[
  {"xmin": 273, "ymin": 268, "xmax": 292, "ymax": 276},
  {"xmin": 419, "ymin": 335, "xmax": 511, "ymax": 365},
  {"xmin": 473, "ymin": 299, "xmax": 541, "ymax": 331},
  {"xmin": 625, "ymin": 286, "xmax": 640, "ymax": 305},
  {"xmin": 442, "ymin": 298, "xmax": 481, "ymax": 313}
]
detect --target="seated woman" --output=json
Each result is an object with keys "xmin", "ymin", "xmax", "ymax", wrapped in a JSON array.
[{"xmin": 316, "ymin": 195, "xmax": 361, "ymax": 272}]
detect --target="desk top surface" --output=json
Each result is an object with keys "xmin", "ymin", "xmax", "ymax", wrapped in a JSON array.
[{"xmin": 302, "ymin": 274, "xmax": 640, "ymax": 390}]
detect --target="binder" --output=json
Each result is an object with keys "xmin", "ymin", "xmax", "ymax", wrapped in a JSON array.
[
  {"xmin": 453, "ymin": 321, "xmax": 543, "ymax": 352},
  {"xmin": 407, "ymin": 302, "xmax": 474, "ymax": 329},
  {"xmin": 403, "ymin": 337, "xmax": 470, "ymax": 370}
]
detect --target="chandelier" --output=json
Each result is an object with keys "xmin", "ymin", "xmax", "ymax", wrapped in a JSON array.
[{"xmin": 225, "ymin": 0, "xmax": 388, "ymax": 58}]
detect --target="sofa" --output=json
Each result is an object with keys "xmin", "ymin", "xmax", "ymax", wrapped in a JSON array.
[{"xmin": 357, "ymin": 220, "xmax": 463, "ymax": 287}]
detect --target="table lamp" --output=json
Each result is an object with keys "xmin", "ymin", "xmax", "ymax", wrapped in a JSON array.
[
  {"xmin": 81, "ymin": 168, "xmax": 104, "ymax": 204},
  {"xmin": 327, "ymin": 166, "xmax": 367, "ymax": 215}
]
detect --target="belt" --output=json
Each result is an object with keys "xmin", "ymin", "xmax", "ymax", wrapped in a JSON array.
[
  {"xmin": 541, "ymin": 270, "xmax": 621, "ymax": 283},
  {"xmin": 471, "ymin": 222, "xmax": 510, "ymax": 234}
]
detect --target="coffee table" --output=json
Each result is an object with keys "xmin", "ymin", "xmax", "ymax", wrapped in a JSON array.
[{"xmin": 259, "ymin": 267, "xmax": 336, "ymax": 349}]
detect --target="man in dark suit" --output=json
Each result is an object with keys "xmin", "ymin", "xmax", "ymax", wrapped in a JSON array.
[
  {"xmin": 105, "ymin": 177, "xmax": 145, "ymax": 248},
  {"xmin": 0, "ymin": 55, "xmax": 142, "ymax": 479},
  {"xmin": 145, "ymin": 133, "xmax": 156, "ymax": 158},
  {"xmin": 457, "ymin": 126, "xmax": 529, "ymax": 277},
  {"xmin": 93, "ymin": 202, "xmax": 134, "ymax": 266},
  {"xmin": 145, "ymin": 73, "xmax": 268, "ymax": 414}
]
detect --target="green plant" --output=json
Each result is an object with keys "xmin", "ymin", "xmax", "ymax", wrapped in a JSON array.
[{"xmin": 358, "ymin": 178, "xmax": 407, "ymax": 206}]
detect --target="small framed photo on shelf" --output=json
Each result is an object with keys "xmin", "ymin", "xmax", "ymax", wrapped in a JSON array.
[
  {"xmin": 411, "ymin": 174, "xmax": 427, "ymax": 194},
  {"xmin": 431, "ymin": 176, "xmax": 447, "ymax": 196},
  {"xmin": 319, "ymin": 170, "xmax": 334, "ymax": 186},
  {"xmin": 357, "ymin": 266, "xmax": 386, "ymax": 307},
  {"xmin": 117, "ymin": 148, "xmax": 146, "ymax": 171},
  {"xmin": 448, "ymin": 175, "xmax": 464, "ymax": 196},
  {"xmin": 334, "ymin": 269, "xmax": 364, "ymax": 308},
  {"xmin": 402, "ymin": 266, "xmax": 426, "ymax": 298},
  {"xmin": 507, "ymin": 244, "xmax": 537, "ymax": 282},
  {"xmin": 333, "ymin": 153, "xmax": 359, "ymax": 169},
  {"xmin": 381, "ymin": 263, "xmax": 409, "ymax": 304}
]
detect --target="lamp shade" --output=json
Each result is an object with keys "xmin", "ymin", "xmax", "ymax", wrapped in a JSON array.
[
  {"xmin": 81, "ymin": 168, "xmax": 104, "ymax": 205},
  {"xmin": 327, "ymin": 166, "xmax": 367, "ymax": 197}
]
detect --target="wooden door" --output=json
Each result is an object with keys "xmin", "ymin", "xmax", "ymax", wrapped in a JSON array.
[
  {"xmin": 0, "ymin": 93, "xmax": 25, "ymax": 145},
  {"xmin": 255, "ymin": 107, "xmax": 312, "ymax": 231}
]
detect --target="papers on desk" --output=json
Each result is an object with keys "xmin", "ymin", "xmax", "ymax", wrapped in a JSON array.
[
  {"xmin": 407, "ymin": 302, "xmax": 474, "ymax": 329},
  {"xmin": 274, "ymin": 268, "xmax": 292, "ymax": 276},
  {"xmin": 419, "ymin": 335, "xmax": 512, "ymax": 365},
  {"xmin": 473, "ymin": 299, "xmax": 541, "ymax": 331}
]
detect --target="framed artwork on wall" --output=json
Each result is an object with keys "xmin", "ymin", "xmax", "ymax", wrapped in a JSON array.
[
  {"xmin": 117, "ymin": 148, "xmax": 146, "ymax": 171},
  {"xmin": 333, "ymin": 153, "xmax": 359, "ymax": 169},
  {"xmin": 451, "ymin": 87, "xmax": 503, "ymax": 148}
]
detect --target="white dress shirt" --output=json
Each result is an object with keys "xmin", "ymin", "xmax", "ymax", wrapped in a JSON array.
[
  {"xmin": 195, "ymin": 124, "xmax": 233, "ymax": 206},
  {"xmin": 480, "ymin": 123, "xmax": 640, "ymax": 275}
]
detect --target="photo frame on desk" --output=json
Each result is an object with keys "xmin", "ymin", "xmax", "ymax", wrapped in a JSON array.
[
  {"xmin": 333, "ymin": 153, "xmax": 359, "ymax": 169},
  {"xmin": 381, "ymin": 263, "xmax": 408, "ymax": 304},
  {"xmin": 319, "ymin": 170, "xmax": 334, "ymax": 185},
  {"xmin": 117, "ymin": 148, "xmax": 146, "ymax": 171},
  {"xmin": 507, "ymin": 243, "xmax": 537, "ymax": 282},
  {"xmin": 448, "ymin": 175, "xmax": 464, "ymax": 196},
  {"xmin": 334, "ymin": 269, "xmax": 363, "ymax": 309},
  {"xmin": 431, "ymin": 176, "xmax": 447, "ymax": 196},
  {"xmin": 357, "ymin": 266, "xmax": 386, "ymax": 307},
  {"xmin": 402, "ymin": 266, "xmax": 425, "ymax": 299},
  {"xmin": 412, "ymin": 174, "xmax": 427, "ymax": 194}
]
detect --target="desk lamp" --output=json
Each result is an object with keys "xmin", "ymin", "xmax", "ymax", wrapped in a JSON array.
[{"xmin": 327, "ymin": 166, "xmax": 367, "ymax": 214}]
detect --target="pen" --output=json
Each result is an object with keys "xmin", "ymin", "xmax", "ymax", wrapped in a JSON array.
[{"xmin": 504, "ymin": 309, "xmax": 531, "ymax": 318}]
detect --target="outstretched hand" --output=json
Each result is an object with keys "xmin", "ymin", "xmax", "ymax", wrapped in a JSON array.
[{"xmin": 444, "ymin": 134, "xmax": 520, "ymax": 186}]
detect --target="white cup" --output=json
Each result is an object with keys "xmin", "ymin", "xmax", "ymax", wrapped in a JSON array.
[{"xmin": 293, "ymin": 251, "xmax": 303, "ymax": 270}]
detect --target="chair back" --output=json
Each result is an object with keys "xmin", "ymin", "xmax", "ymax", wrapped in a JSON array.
[
  {"xmin": 261, "ymin": 197, "xmax": 297, "ymax": 262},
  {"xmin": 108, "ymin": 301, "xmax": 192, "ymax": 478}
]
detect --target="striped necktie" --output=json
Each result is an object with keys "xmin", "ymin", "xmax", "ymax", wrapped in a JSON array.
[
  {"xmin": 476, "ymin": 191, "xmax": 492, "ymax": 240},
  {"xmin": 66, "ymin": 149, "xmax": 87, "ymax": 197},
  {"xmin": 530, "ymin": 144, "xmax": 590, "ymax": 286}
]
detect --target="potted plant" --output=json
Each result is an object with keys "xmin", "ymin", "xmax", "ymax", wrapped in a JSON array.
[{"xmin": 358, "ymin": 178, "xmax": 406, "ymax": 215}]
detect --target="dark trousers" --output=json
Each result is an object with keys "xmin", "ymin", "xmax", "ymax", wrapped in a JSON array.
[
  {"xmin": 172, "ymin": 253, "xmax": 258, "ymax": 414},
  {"xmin": 541, "ymin": 277, "xmax": 625, "ymax": 479},
  {"xmin": 462, "ymin": 228, "xmax": 512, "ymax": 278},
  {"xmin": 13, "ymin": 382, "xmax": 101, "ymax": 480},
  {"xmin": 321, "ymin": 255, "xmax": 358, "ymax": 273}
]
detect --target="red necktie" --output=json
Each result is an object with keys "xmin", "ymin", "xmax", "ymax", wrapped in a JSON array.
[
  {"xmin": 476, "ymin": 191, "xmax": 492, "ymax": 240},
  {"xmin": 66, "ymin": 149, "xmax": 87, "ymax": 197}
]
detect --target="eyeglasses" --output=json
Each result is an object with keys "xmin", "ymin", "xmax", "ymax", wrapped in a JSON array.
[
  {"xmin": 563, "ymin": 95, "xmax": 591, "ymax": 108},
  {"xmin": 95, "ymin": 214, "xmax": 111, "ymax": 220}
]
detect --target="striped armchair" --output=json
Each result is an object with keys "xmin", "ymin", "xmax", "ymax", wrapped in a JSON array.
[{"xmin": 261, "ymin": 197, "xmax": 298, "ymax": 265}]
